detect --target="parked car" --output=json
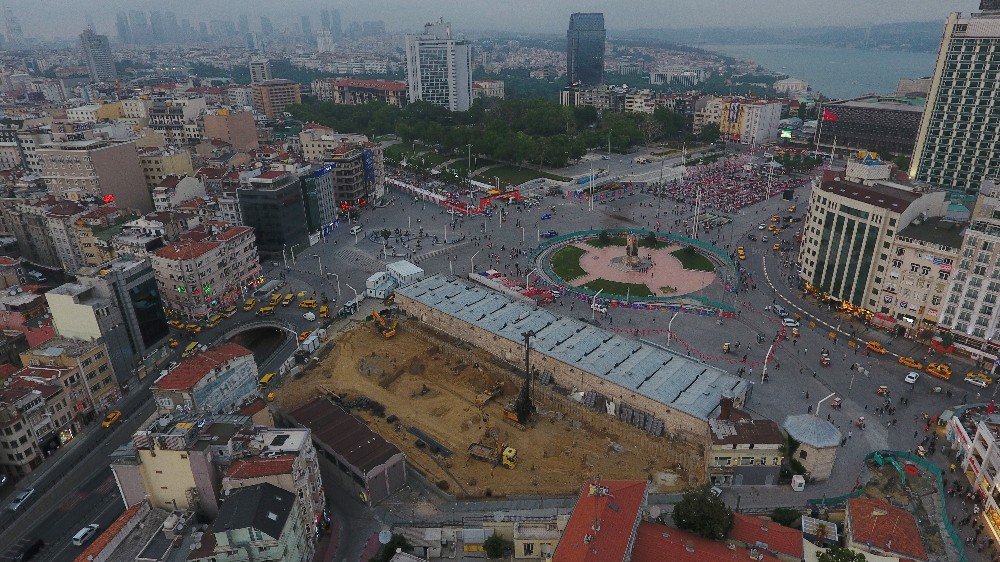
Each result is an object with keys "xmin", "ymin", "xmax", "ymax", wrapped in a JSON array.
[
  {"xmin": 781, "ymin": 317, "xmax": 800, "ymax": 327},
  {"xmin": 898, "ymin": 356, "xmax": 923, "ymax": 370},
  {"xmin": 541, "ymin": 230, "xmax": 558, "ymax": 239},
  {"xmin": 904, "ymin": 371, "xmax": 920, "ymax": 384},
  {"xmin": 541, "ymin": 213, "xmax": 553, "ymax": 220},
  {"xmin": 965, "ymin": 372, "xmax": 993, "ymax": 388}
]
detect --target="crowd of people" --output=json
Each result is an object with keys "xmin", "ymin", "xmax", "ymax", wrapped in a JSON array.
[{"xmin": 660, "ymin": 155, "xmax": 808, "ymax": 212}]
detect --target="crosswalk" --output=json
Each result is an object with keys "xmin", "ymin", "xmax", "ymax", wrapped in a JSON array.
[
  {"xmin": 412, "ymin": 241, "xmax": 470, "ymax": 264},
  {"xmin": 330, "ymin": 247, "xmax": 386, "ymax": 273}
]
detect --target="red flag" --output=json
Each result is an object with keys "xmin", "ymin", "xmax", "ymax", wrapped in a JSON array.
[
  {"xmin": 822, "ymin": 108, "xmax": 838, "ymax": 122},
  {"xmin": 989, "ymin": 400, "xmax": 996, "ymax": 415}
]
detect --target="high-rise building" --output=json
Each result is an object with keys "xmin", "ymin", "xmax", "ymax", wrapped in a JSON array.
[
  {"xmin": 4, "ymin": 8, "xmax": 25, "ymax": 48},
  {"xmin": 251, "ymin": 79, "xmax": 302, "ymax": 119},
  {"xmin": 249, "ymin": 57, "xmax": 272, "ymax": 84},
  {"xmin": 260, "ymin": 15, "xmax": 274, "ymax": 36},
  {"xmin": 910, "ymin": 2, "xmax": 1000, "ymax": 197},
  {"xmin": 237, "ymin": 171, "xmax": 310, "ymax": 256},
  {"xmin": 567, "ymin": 13, "xmax": 606, "ymax": 88},
  {"xmin": 320, "ymin": 9, "xmax": 331, "ymax": 31},
  {"xmin": 330, "ymin": 9, "xmax": 341, "ymax": 37},
  {"xmin": 115, "ymin": 13, "xmax": 132, "ymax": 44},
  {"xmin": 80, "ymin": 29, "xmax": 117, "ymax": 83},
  {"xmin": 404, "ymin": 18, "xmax": 472, "ymax": 112},
  {"xmin": 300, "ymin": 15, "xmax": 312, "ymax": 39},
  {"xmin": 128, "ymin": 11, "xmax": 149, "ymax": 44},
  {"xmin": 238, "ymin": 13, "xmax": 249, "ymax": 34}
]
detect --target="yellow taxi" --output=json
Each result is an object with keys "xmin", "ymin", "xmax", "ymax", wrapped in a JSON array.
[
  {"xmin": 736, "ymin": 246, "xmax": 746, "ymax": 260},
  {"xmin": 319, "ymin": 305, "xmax": 329, "ymax": 318},
  {"xmin": 269, "ymin": 293, "xmax": 282, "ymax": 306},
  {"xmin": 168, "ymin": 338, "xmax": 179, "ymax": 349},
  {"xmin": 168, "ymin": 319, "xmax": 185, "ymax": 330},
  {"xmin": 281, "ymin": 293, "xmax": 295, "ymax": 306},
  {"xmin": 298, "ymin": 330, "xmax": 313, "ymax": 342},
  {"xmin": 206, "ymin": 315, "xmax": 223, "ymax": 329},
  {"xmin": 865, "ymin": 341, "xmax": 887, "ymax": 354},
  {"xmin": 770, "ymin": 215, "xmax": 780, "ymax": 223},
  {"xmin": 299, "ymin": 299, "xmax": 318, "ymax": 309},
  {"xmin": 223, "ymin": 305, "xmax": 238, "ymax": 317},
  {"xmin": 102, "ymin": 410, "xmax": 122, "ymax": 428},
  {"xmin": 256, "ymin": 306, "xmax": 275, "ymax": 316},
  {"xmin": 186, "ymin": 323, "xmax": 202, "ymax": 335},
  {"xmin": 296, "ymin": 291, "xmax": 306, "ymax": 298},
  {"xmin": 898, "ymin": 356, "xmax": 922, "ymax": 370},
  {"xmin": 243, "ymin": 298, "xmax": 256, "ymax": 311},
  {"xmin": 772, "ymin": 243, "xmax": 781, "ymax": 251},
  {"xmin": 965, "ymin": 371, "xmax": 993, "ymax": 388},
  {"xmin": 925, "ymin": 362, "xmax": 953, "ymax": 380},
  {"xmin": 788, "ymin": 205, "xmax": 796, "ymax": 213}
]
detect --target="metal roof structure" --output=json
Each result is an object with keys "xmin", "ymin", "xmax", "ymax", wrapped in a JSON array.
[
  {"xmin": 782, "ymin": 414, "xmax": 842, "ymax": 448},
  {"xmin": 396, "ymin": 275, "xmax": 750, "ymax": 421}
]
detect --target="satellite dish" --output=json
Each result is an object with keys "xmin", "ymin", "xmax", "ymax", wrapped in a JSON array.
[{"xmin": 378, "ymin": 530, "xmax": 393, "ymax": 545}]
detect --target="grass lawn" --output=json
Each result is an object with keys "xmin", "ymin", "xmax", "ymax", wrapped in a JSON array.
[
  {"xmin": 671, "ymin": 247, "xmax": 715, "ymax": 272},
  {"xmin": 638, "ymin": 236, "xmax": 669, "ymax": 250},
  {"xmin": 583, "ymin": 278, "xmax": 654, "ymax": 297},
  {"xmin": 475, "ymin": 165, "xmax": 571, "ymax": 186},
  {"xmin": 550, "ymin": 246, "xmax": 587, "ymax": 281},
  {"xmin": 384, "ymin": 141, "xmax": 419, "ymax": 161},
  {"xmin": 586, "ymin": 236, "xmax": 627, "ymax": 248},
  {"xmin": 419, "ymin": 152, "xmax": 450, "ymax": 167}
]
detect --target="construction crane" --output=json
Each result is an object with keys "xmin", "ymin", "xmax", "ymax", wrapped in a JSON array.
[
  {"xmin": 503, "ymin": 330, "xmax": 535, "ymax": 426},
  {"xmin": 371, "ymin": 308, "xmax": 398, "ymax": 338}
]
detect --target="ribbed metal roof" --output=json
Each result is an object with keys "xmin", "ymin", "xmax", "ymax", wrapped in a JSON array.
[
  {"xmin": 397, "ymin": 275, "xmax": 750, "ymax": 421},
  {"xmin": 782, "ymin": 414, "xmax": 842, "ymax": 448}
]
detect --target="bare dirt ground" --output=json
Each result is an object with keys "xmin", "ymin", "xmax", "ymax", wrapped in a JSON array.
[{"xmin": 279, "ymin": 321, "xmax": 698, "ymax": 498}]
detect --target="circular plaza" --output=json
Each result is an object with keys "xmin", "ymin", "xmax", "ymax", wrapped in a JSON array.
[{"xmin": 534, "ymin": 229, "xmax": 735, "ymax": 311}]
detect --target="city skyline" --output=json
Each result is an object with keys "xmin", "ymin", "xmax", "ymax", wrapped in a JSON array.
[{"xmin": 0, "ymin": 0, "xmax": 983, "ymax": 41}]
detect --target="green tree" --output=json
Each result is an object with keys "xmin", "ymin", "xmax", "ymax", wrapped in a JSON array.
[
  {"xmin": 817, "ymin": 546, "xmax": 868, "ymax": 562},
  {"xmin": 698, "ymin": 123, "xmax": 721, "ymax": 144},
  {"xmin": 770, "ymin": 507, "xmax": 801, "ymax": 527},
  {"xmin": 370, "ymin": 534, "xmax": 413, "ymax": 562},
  {"xmin": 598, "ymin": 230, "xmax": 611, "ymax": 246},
  {"xmin": 892, "ymin": 154, "xmax": 911, "ymax": 171},
  {"xmin": 483, "ymin": 534, "xmax": 511, "ymax": 558},
  {"xmin": 672, "ymin": 485, "xmax": 734, "ymax": 540}
]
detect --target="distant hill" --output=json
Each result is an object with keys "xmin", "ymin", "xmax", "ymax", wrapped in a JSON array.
[{"xmin": 619, "ymin": 21, "xmax": 945, "ymax": 53}]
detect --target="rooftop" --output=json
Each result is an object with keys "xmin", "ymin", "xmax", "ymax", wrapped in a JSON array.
[
  {"xmin": 897, "ymin": 217, "xmax": 965, "ymax": 249},
  {"xmin": 783, "ymin": 414, "xmax": 841, "ymax": 448},
  {"xmin": 632, "ymin": 522, "xmax": 781, "ymax": 562},
  {"xmin": 224, "ymin": 455, "xmax": 295, "ymax": 479},
  {"xmin": 212, "ymin": 483, "xmax": 294, "ymax": 540},
  {"xmin": 288, "ymin": 397, "xmax": 402, "ymax": 474},
  {"xmin": 819, "ymin": 177, "xmax": 921, "ymax": 213},
  {"xmin": 728, "ymin": 513, "xmax": 804, "ymax": 559},
  {"xmin": 553, "ymin": 480, "xmax": 648, "ymax": 562},
  {"xmin": 828, "ymin": 95, "xmax": 925, "ymax": 111},
  {"xmin": 153, "ymin": 240, "xmax": 220, "ymax": 261},
  {"xmin": 396, "ymin": 276, "xmax": 749, "ymax": 420},
  {"xmin": 154, "ymin": 343, "xmax": 253, "ymax": 391},
  {"xmin": 711, "ymin": 402, "xmax": 784, "ymax": 447},
  {"xmin": 332, "ymin": 78, "xmax": 407, "ymax": 92},
  {"xmin": 72, "ymin": 501, "xmax": 148, "ymax": 562},
  {"xmin": 847, "ymin": 497, "xmax": 927, "ymax": 560}
]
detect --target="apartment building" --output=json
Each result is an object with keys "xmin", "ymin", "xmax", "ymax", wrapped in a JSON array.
[
  {"xmin": 137, "ymin": 146, "xmax": 194, "ymax": 188},
  {"xmin": 37, "ymin": 139, "xmax": 152, "ymax": 213},
  {"xmin": 152, "ymin": 176, "xmax": 207, "ymax": 211},
  {"xmin": 311, "ymin": 78, "xmax": 408, "ymax": 107},
  {"xmin": 472, "ymin": 79, "xmax": 505, "ymax": 100},
  {"xmin": 47, "ymin": 258, "xmax": 169, "ymax": 383},
  {"xmin": 0, "ymin": 373, "xmax": 73, "ymax": 480},
  {"xmin": 237, "ymin": 172, "xmax": 309, "ymax": 256},
  {"xmin": 404, "ymin": 19, "xmax": 473, "ymax": 111},
  {"xmin": 714, "ymin": 99, "xmax": 783, "ymax": 145},
  {"xmin": 44, "ymin": 199, "xmax": 90, "ymax": 272},
  {"xmin": 152, "ymin": 343, "xmax": 257, "ymax": 415},
  {"xmin": 72, "ymin": 204, "xmax": 139, "ymax": 268},
  {"xmin": 150, "ymin": 224, "xmax": 261, "ymax": 319},
  {"xmin": 325, "ymin": 141, "xmax": 386, "ymax": 211},
  {"xmin": 939, "ymin": 179, "xmax": 1000, "ymax": 362},
  {"xmin": 19, "ymin": 337, "xmax": 120, "ymax": 417},
  {"xmin": 202, "ymin": 109, "xmax": 259, "ymax": 151},
  {"xmin": 251, "ymin": 80, "xmax": 302, "ymax": 119},
  {"xmin": 297, "ymin": 126, "xmax": 370, "ymax": 162}
]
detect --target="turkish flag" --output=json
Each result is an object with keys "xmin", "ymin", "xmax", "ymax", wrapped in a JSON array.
[{"xmin": 822, "ymin": 109, "xmax": 838, "ymax": 122}]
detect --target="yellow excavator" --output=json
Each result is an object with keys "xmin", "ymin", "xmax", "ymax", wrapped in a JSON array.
[
  {"xmin": 371, "ymin": 308, "xmax": 398, "ymax": 338},
  {"xmin": 467, "ymin": 412, "xmax": 517, "ymax": 469}
]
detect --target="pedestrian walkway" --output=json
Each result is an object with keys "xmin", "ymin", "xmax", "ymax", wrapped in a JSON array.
[
  {"xmin": 412, "ymin": 240, "xmax": 469, "ymax": 264},
  {"xmin": 331, "ymin": 247, "xmax": 385, "ymax": 274}
]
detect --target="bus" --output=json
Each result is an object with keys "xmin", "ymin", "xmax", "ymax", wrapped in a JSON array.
[
  {"xmin": 258, "ymin": 372, "xmax": 275, "ymax": 390},
  {"xmin": 182, "ymin": 342, "xmax": 200, "ymax": 357}
]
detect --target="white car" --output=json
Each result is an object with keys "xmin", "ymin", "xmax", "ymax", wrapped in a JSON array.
[
  {"xmin": 72, "ymin": 524, "xmax": 100, "ymax": 546},
  {"xmin": 781, "ymin": 317, "xmax": 800, "ymax": 327},
  {"xmin": 758, "ymin": 224, "xmax": 766, "ymax": 230},
  {"xmin": 7, "ymin": 488, "xmax": 34, "ymax": 511},
  {"xmin": 965, "ymin": 375, "xmax": 990, "ymax": 388},
  {"xmin": 905, "ymin": 371, "xmax": 920, "ymax": 384}
]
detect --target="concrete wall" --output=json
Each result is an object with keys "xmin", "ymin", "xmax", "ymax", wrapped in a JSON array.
[
  {"xmin": 46, "ymin": 291, "xmax": 102, "ymax": 340},
  {"xmin": 138, "ymin": 448, "xmax": 199, "ymax": 512},
  {"xmin": 797, "ymin": 443, "xmax": 837, "ymax": 481},
  {"xmin": 92, "ymin": 142, "xmax": 153, "ymax": 213},
  {"xmin": 111, "ymin": 462, "xmax": 148, "ymax": 508}
]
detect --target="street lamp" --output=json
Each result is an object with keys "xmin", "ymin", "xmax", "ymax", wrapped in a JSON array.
[
  {"xmin": 345, "ymin": 283, "xmax": 359, "ymax": 303},
  {"xmin": 471, "ymin": 250, "xmax": 480, "ymax": 273},
  {"xmin": 666, "ymin": 310, "xmax": 680, "ymax": 347},
  {"xmin": 327, "ymin": 273, "xmax": 341, "ymax": 300}
]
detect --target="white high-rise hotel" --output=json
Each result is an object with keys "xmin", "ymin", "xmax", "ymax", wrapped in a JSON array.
[
  {"xmin": 910, "ymin": 1, "xmax": 1000, "ymax": 198},
  {"xmin": 404, "ymin": 18, "xmax": 472, "ymax": 112}
]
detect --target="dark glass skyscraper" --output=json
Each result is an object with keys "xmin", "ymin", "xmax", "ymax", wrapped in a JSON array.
[{"xmin": 567, "ymin": 13, "xmax": 606, "ymax": 88}]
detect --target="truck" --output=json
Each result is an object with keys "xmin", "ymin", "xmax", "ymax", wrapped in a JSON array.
[{"xmin": 467, "ymin": 443, "xmax": 518, "ymax": 469}]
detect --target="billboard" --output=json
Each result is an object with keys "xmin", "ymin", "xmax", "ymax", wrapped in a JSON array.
[{"xmin": 362, "ymin": 148, "xmax": 376, "ymax": 184}]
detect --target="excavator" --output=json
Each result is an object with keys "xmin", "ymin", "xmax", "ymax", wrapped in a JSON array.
[
  {"xmin": 467, "ymin": 411, "xmax": 518, "ymax": 469},
  {"xmin": 371, "ymin": 308, "xmax": 398, "ymax": 338}
]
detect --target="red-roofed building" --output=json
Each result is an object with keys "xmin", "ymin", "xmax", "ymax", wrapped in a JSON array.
[
  {"xmin": 152, "ymin": 342, "xmax": 257, "ymax": 414},
  {"xmin": 553, "ymin": 481, "xmax": 648, "ymax": 562},
  {"xmin": 0, "ymin": 366, "xmax": 75, "ymax": 479},
  {"xmin": 632, "ymin": 522, "xmax": 782, "ymax": 562},
  {"xmin": 150, "ymin": 223, "xmax": 259, "ymax": 319},
  {"xmin": 728, "ymin": 513, "xmax": 804, "ymax": 561},
  {"xmin": 73, "ymin": 501, "xmax": 151, "ymax": 562},
  {"xmin": 311, "ymin": 78, "xmax": 407, "ymax": 107},
  {"xmin": 845, "ymin": 497, "xmax": 928, "ymax": 561}
]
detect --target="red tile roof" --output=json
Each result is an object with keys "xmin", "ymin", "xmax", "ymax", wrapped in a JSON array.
[
  {"xmin": 214, "ymin": 225, "xmax": 252, "ymax": 241},
  {"xmin": 633, "ymin": 522, "xmax": 782, "ymax": 562},
  {"xmin": 255, "ymin": 170, "xmax": 286, "ymax": 180},
  {"xmin": 239, "ymin": 398, "xmax": 268, "ymax": 416},
  {"xmin": 73, "ymin": 501, "xmax": 146, "ymax": 562},
  {"xmin": 154, "ymin": 343, "xmax": 253, "ymax": 391},
  {"xmin": 224, "ymin": 455, "xmax": 295, "ymax": 479},
  {"xmin": 729, "ymin": 513, "xmax": 804, "ymax": 559},
  {"xmin": 157, "ymin": 175, "xmax": 182, "ymax": 189},
  {"xmin": 553, "ymin": 481, "xmax": 648, "ymax": 562},
  {"xmin": 847, "ymin": 497, "xmax": 927, "ymax": 561},
  {"xmin": 153, "ymin": 240, "xmax": 220, "ymax": 260},
  {"xmin": 0, "ymin": 256, "xmax": 19, "ymax": 266},
  {"xmin": 332, "ymin": 78, "xmax": 407, "ymax": 92},
  {"xmin": 0, "ymin": 363, "xmax": 17, "ymax": 379}
]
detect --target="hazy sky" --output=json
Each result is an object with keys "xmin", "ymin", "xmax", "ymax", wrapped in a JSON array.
[{"xmin": 5, "ymin": 0, "xmax": 983, "ymax": 40}]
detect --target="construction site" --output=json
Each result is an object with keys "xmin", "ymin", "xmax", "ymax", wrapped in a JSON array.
[{"xmin": 278, "ymin": 313, "xmax": 704, "ymax": 498}]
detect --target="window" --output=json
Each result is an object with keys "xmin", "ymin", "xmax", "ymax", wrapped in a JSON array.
[
  {"xmin": 524, "ymin": 544, "xmax": 535, "ymax": 555},
  {"xmin": 799, "ymin": 449, "xmax": 808, "ymax": 460}
]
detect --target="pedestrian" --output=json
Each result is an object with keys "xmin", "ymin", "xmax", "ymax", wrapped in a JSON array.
[{"xmin": 848, "ymin": 430, "xmax": 853, "ymax": 439}]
